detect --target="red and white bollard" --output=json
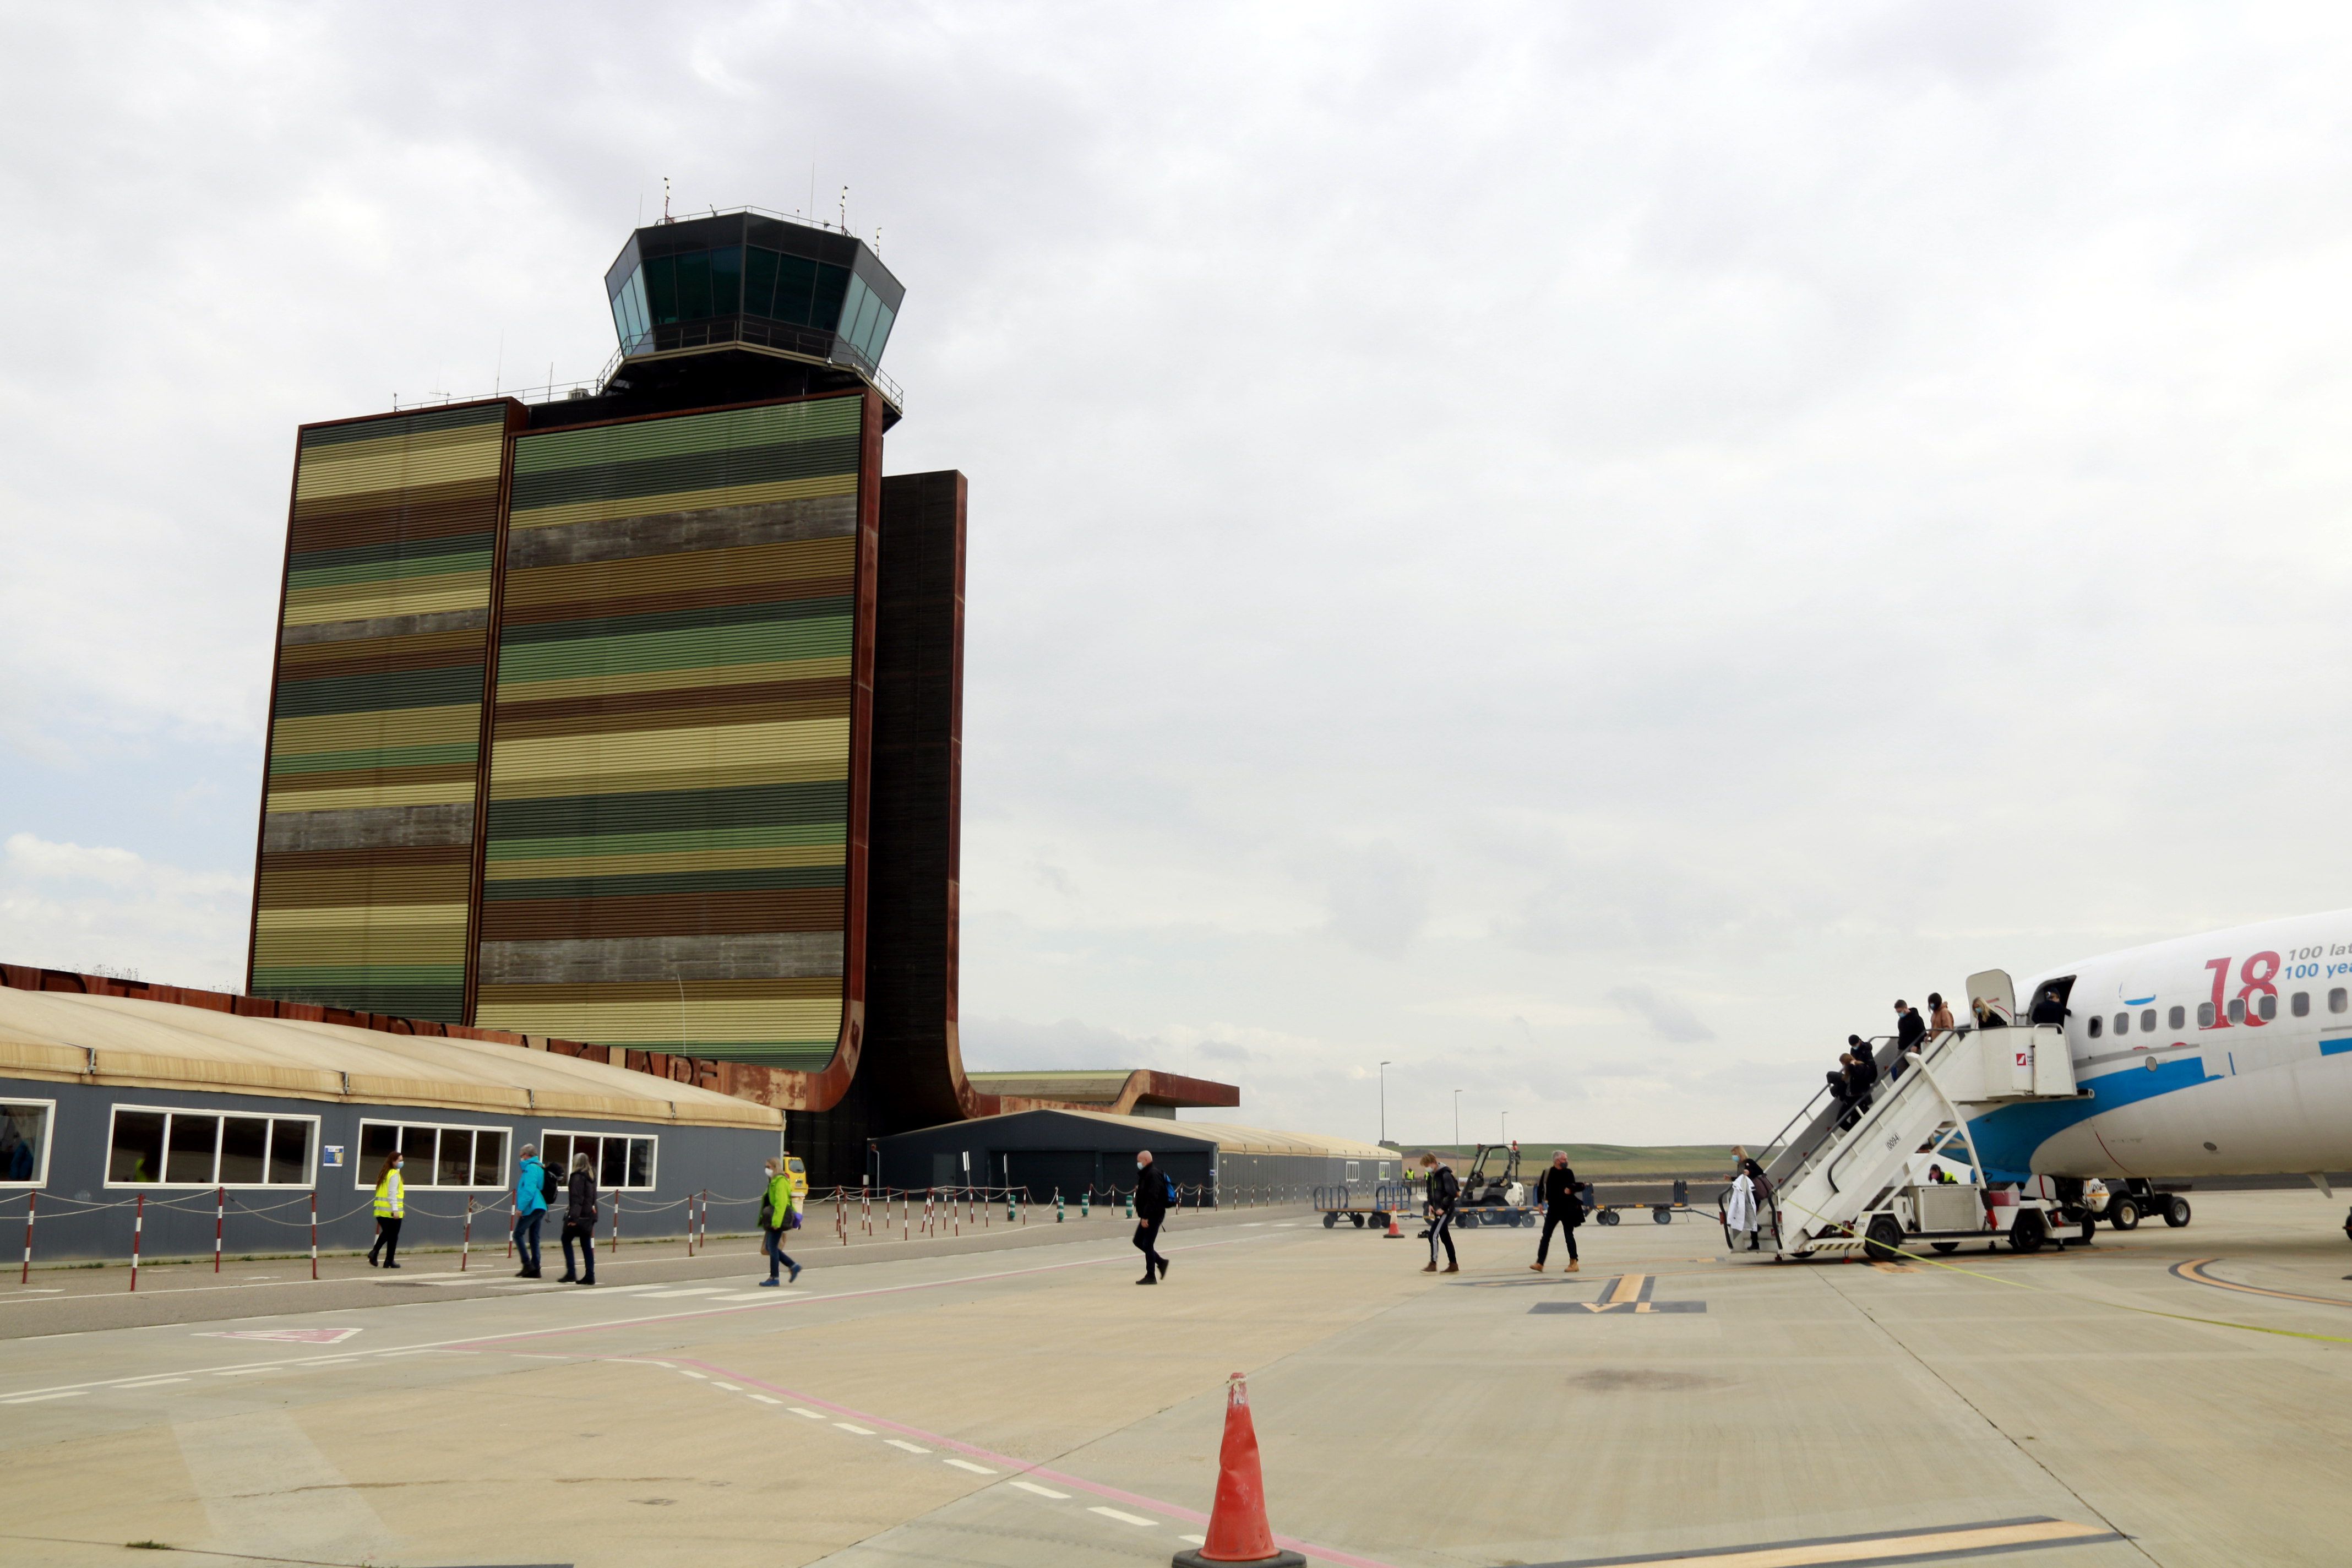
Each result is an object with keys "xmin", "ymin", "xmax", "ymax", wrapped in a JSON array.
[
  {"xmin": 507, "ymin": 1201, "xmax": 516, "ymax": 1260},
  {"xmin": 461, "ymin": 1196, "xmax": 474, "ymax": 1272},
  {"xmin": 214, "ymin": 1184, "xmax": 225, "ymax": 1273},
  {"xmin": 611, "ymin": 1197, "xmax": 619, "ymax": 1251},
  {"xmin": 699, "ymin": 1190, "xmax": 709, "ymax": 1252},
  {"xmin": 685, "ymin": 1194, "xmax": 697, "ymax": 1257},
  {"xmin": 129, "ymin": 1193, "xmax": 144, "ymax": 1293},
  {"xmin": 309, "ymin": 1190, "xmax": 318, "ymax": 1281},
  {"xmin": 19, "ymin": 1190, "xmax": 34, "ymax": 1285}
]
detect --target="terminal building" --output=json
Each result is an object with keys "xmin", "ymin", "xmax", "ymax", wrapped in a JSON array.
[{"xmin": 0, "ymin": 205, "xmax": 1357, "ymax": 1251}]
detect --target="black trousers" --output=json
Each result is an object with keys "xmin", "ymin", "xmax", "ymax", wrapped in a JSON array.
[
  {"xmin": 1536, "ymin": 1210, "xmax": 1578, "ymax": 1264},
  {"xmin": 369, "ymin": 1216, "xmax": 401, "ymax": 1265},
  {"xmin": 1133, "ymin": 1217, "xmax": 1165, "ymax": 1273},
  {"xmin": 560, "ymin": 1219, "xmax": 596, "ymax": 1280},
  {"xmin": 1428, "ymin": 1210, "xmax": 1456, "ymax": 1266}
]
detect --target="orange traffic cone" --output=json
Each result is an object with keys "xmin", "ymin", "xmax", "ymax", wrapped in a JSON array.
[
  {"xmin": 1173, "ymin": 1374, "xmax": 1306, "ymax": 1568},
  {"xmin": 1383, "ymin": 1212, "xmax": 1403, "ymax": 1238}
]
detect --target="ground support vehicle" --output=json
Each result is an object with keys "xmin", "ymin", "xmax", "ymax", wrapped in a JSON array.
[
  {"xmin": 1748, "ymin": 992, "xmax": 2092, "ymax": 1261},
  {"xmin": 1594, "ymin": 1179, "xmax": 1709, "ymax": 1226}
]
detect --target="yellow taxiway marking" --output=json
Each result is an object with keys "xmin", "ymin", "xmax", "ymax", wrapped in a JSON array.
[
  {"xmin": 1548, "ymin": 1515, "xmax": 2117, "ymax": 1566},
  {"xmin": 2171, "ymin": 1256, "xmax": 2352, "ymax": 1310},
  {"xmin": 1604, "ymin": 1273, "xmax": 1646, "ymax": 1305}
]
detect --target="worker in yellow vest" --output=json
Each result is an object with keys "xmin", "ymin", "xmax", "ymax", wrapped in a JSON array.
[
  {"xmin": 759, "ymin": 1156, "xmax": 802, "ymax": 1286},
  {"xmin": 367, "ymin": 1150, "xmax": 406, "ymax": 1268}
]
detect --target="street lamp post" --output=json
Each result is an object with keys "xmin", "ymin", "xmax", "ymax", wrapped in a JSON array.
[
  {"xmin": 1453, "ymin": 1089, "xmax": 1462, "ymax": 1148},
  {"xmin": 1501, "ymin": 1111, "xmax": 1508, "ymax": 1144},
  {"xmin": 1379, "ymin": 1061, "xmax": 1392, "ymax": 1146}
]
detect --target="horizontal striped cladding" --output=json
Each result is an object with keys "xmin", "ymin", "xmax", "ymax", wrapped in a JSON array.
[
  {"xmin": 251, "ymin": 402, "xmax": 513, "ymax": 1025},
  {"xmin": 479, "ymin": 395, "xmax": 863, "ymax": 1063}
]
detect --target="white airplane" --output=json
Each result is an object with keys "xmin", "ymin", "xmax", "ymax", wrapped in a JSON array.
[{"xmin": 1964, "ymin": 910, "xmax": 2352, "ymax": 1238}]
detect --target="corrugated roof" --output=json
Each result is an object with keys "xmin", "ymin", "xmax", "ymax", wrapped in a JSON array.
[
  {"xmin": 0, "ymin": 987, "xmax": 781, "ymax": 1130},
  {"xmin": 967, "ymin": 1107, "xmax": 1393, "ymax": 1161}
]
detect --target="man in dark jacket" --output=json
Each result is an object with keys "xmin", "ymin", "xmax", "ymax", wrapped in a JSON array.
[
  {"xmin": 1419, "ymin": 1152, "xmax": 1460, "ymax": 1273},
  {"xmin": 1132, "ymin": 1151, "xmax": 1171, "ymax": 1284},
  {"xmin": 1531, "ymin": 1151, "xmax": 1582, "ymax": 1273},
  {"xmin": 1895, "ymin": 1001, "xmax": 1926, "ymax": 1054},
  {"xmin": 2030, "ymin": 987, "xmax": 2068, "ymax": 1027}
]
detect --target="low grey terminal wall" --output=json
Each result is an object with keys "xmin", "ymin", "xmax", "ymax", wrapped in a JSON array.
[
  {"xmin": 874, "ymin": 1108, "xmax": 1396, "ymax": 1207},
  {"xmin": 0, "ymin": 1077, "xmax": 781, "ymax": 1264}
]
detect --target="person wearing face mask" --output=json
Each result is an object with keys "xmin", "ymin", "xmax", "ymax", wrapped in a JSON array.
[
  {"xmin": 1133, "ymin": 1150, "xmax": 1172, "ymax": 1283},
  {"xmin": 368, "ymin": 1150, "xmax": 405, "ymax": 1268}
]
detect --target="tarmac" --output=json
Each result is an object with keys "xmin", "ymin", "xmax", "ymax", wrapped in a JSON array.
[{"xmin": 2, "ymin": 1189, "xmax": 2350, "ymax": 1566}]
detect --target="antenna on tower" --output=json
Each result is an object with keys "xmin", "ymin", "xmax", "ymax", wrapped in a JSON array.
[
  {"xmin": 840, "ymin": 185, "xmax": 848, "ymax": 231},
  {"xmin": 662, "ymin": 176, "xmax": 672, "ymax": 224}
]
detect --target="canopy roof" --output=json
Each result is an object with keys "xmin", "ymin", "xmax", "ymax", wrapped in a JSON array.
[{"xmin": 0, "ymin": 986, "xmax": 782, "ymax": 1130}]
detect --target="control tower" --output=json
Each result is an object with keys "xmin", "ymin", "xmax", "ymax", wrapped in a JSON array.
[{"xmin": 246, "ymin": 209, "xmax": 965, "ymax": 1181}]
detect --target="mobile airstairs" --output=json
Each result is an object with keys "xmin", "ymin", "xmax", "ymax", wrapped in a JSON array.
[{"xmin": 1743, "ymin": 970, "xmax": 2091, "ymax": 1261}]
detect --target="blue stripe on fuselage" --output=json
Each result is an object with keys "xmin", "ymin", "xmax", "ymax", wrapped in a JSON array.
[
  {"xmin": 1967, "ymin": 1055, "xmax": 2220, "ymax": 1182},
  {"xmin": 2321, "ymin": 1036, "xmax": 2352, "ymax": 1057}
]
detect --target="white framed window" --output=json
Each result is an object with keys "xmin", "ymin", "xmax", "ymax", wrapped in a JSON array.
[
  {"xmin": 0, "ymin": 1101, "xmax": 55, "ymax": 1187},
  {"xmin": 1344, "ymin": 1161, "xmax": 1360, "ymax": 1182},
  {"xmin": 106, "ymin": 1106, "xmax": 317, "ymax": 1189},
  {"xmin": 540, "ymin": 1129, "xmax": 657, "ymax": 1190},
  {"xmin": 352, "ymin": 1120, "xmax": 511, "ymax": 1190}
]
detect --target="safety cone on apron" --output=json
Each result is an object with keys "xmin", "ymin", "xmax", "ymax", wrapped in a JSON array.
[
  {"xmin": 1173, "ymin": 1373, "xmax": 1306, "ymax": 1568},
  {"xmin": 1384, "ymin": 1211, "xmax": 1403, "ymax": 1238}
]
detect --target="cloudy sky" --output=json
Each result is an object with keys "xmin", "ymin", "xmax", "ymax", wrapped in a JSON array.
[{"xmin": 6, "ymin": 3, "xmax": 2352, "ymax": 1147}]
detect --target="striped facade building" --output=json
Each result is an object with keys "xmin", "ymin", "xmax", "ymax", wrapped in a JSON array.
[{"xmin": 248, "ymin": 212, "xmax": 961, "ymax": 1135}]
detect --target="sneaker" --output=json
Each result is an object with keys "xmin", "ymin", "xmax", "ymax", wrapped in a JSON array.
[
  {"xmin": 758, "ymin": 1278, "xmax": 780, "ymax": 1288},
  {"xmin": 787, "ymin": 1262, "xmax": 802, "ymax": 1284}
]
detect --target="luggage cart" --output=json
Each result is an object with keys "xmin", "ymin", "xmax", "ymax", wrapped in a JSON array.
[{"xmin": 1315, "ymin": 1182, "xmax": 1408, "ymax": 1231}]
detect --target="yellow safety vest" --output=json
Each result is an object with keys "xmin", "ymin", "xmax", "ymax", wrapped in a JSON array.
[{"xmin": 374, "ymin": 1170, "xmax": 404, "ymax": 1218}]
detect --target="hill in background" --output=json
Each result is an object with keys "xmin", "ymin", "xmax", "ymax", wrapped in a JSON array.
[{"xmin": 1393, "ymin": 1142, "xmax": 1739, "ymax": 1178}]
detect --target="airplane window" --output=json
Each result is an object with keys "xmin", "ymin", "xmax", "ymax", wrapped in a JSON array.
[
  {"xmin": 2141, "ymin": 1009, "xmax": 2157, "ymax": 1031},
  {"xmin": 2113, "ymin": 1012, "xmax": 2128, "ymax": 1035},
  {"xmin": 2293, "ymin": 992, "xmax": 2310, "ymax": 1017},
  {"xmin": 2169, "ymin": 1005, "xmax": 2185, "ymax": 1029},
  {"xmin": 2228, "ymin": 998, "xmax": 2246, "ymax": 1023},
  {"xmin": 2258, "ymin": 994, "xmax": 2277, "ymax": 1021},
  {"xmin": 2088, "ymin": 1015, "xmax": 2103, "ymax": 1038},
  {"xmin": 2334, "ymin": 988, "xmax": 2348, "ymax": 1014},
  {"xmin": 2198, "ymin": 1002, "xmax": 2215, "ymax": 1027}
]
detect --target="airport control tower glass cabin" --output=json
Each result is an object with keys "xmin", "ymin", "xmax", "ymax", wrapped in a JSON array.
[{"xmin": 246, "ymin": 210, "xmax": 965, "ymax": 1131}]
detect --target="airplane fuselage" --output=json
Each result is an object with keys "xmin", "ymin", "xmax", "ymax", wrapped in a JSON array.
[{"xmin": 1964, "ymin": 910, "xmax": 2352, "ymax": 1184}]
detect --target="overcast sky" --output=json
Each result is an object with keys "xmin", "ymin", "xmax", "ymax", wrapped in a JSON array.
[{"xmin": 6, "ymin": 4, "xmax": 2352, "ymax": 1148}]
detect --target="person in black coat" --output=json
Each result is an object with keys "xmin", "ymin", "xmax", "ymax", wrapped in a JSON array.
[
  {"xmin": 1418, "ymin": 1152, "xmax": 1460, "ymax": 1273},
  {"xmin": 1132, "ymin": 1150, "xmax": 1171, "ymax": 1284},
  {"xmin": 557, "ymin": 1152, "xmax": 599, "ymax": 1286},
  {"xmin": 1530, "ymin": 1151, "xmax": 1583, "ymax": 1273},
  {"xmin": 2030, "ymin": 987, "xmax": 2068, "ymax": 1027},
  {"xmin": 1895, "ymin": 1001, "xmax": 1926, "ymax": 1054}
]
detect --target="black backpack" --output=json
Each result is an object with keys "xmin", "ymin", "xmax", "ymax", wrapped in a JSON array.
[{"xmin": 541, "ymin": 1164, "xmax": 561, "ymax": 1206}]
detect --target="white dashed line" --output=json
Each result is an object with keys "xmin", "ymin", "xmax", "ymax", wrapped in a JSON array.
[
  {"xmin": 788, "ymin": 1407, "xmax": 825, "ymax": 1419},
  {"xmin": 214, "ymin": 1367, "xmax": 279, "ymax": 1378},
  {"xmin": 1180, "ymin": 1534, "xmax": 1206, "ymax": 1545},
  {"xmin": 749, "ymin": 1395, "xmax": 781, "ymax": 1406},
  {"xmin": 0, "ymin": 1390, "xmax": 83, "ymax": 1404},
  {"xmin": 949, "ymin": 1459, "xmax": 1001, "ymax": 1476},
  {"xmin": 712, "ymin": 1381, "xmax": 742, "ymax": 1391},
  {"xmin": 677, "ymin": 1370, "xmax": 707, "ymax": 1380},
  {"xmin": 834, "ymin": 1422, "xmax": 876, "ymax": 1435},
  {"xmin": 885, "ymin": 1439, "xmax": 931, "ymax": 1454},
  {"xmin": 1090, "ymin": 1506, "xmax": 1156, "ymax": 1527},
  {"xmin": 1010, "ymin": 1479, "xmax": 1067, "ymax": 1497},
  {"xmin": 117, "ymin": 1378, "xmax": 190, "ymax": 1389}
]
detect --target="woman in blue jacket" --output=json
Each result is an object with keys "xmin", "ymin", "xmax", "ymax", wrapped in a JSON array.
[{"xmin": 514, "ymin": 1143, "xmax": 549, "ymax": 1279}]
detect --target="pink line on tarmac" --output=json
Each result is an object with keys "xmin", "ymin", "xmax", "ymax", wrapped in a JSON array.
[{"xmin": 668, "ymin": 1354, "xmax": 1401, "ymax": 1568}]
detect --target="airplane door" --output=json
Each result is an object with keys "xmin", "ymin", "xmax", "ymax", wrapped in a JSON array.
[{"xmin": 1967, "ymin": 970, "xmax": 2016, "ymax": 1029}]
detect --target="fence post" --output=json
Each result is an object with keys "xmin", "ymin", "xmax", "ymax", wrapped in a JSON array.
[
  {"xmin": 507, "ymin": 1200, "xmax": 515, "ymax": 1260},
  {"xmin": 19, "ymin": 1190, "xmax": 32, "ymax": 1285},
  {"xmin": 1055, "ymin": 1188, "xmax": 1064, "ymax": 1224},
  {"xmin": 214, "ymin": 1184, "xmax": 225, "ymax": 1273},
  {"xmin": 461, "ymin": 1196, "xmax": 473, "ymax": 1272},
  {"xmin": 309, "ymin": 1190, "xmax": 318, "ymax": 1280},
  {"xmin": 836, "ymin": 1187, "xmax": 847, "ymax": 1246},
  {"xmin": 902, "ymin": 1189, "xmax": 910, "ymax": 1240},
  {"xmin": 611, "ymin": 1196, "xmax": 620, "ymax": 1252},
  {"xmin": 862, "ymin": 1177, "xmax": 872, "ymax": 1235},
  {"xmin": 686, "ymin": 1193, "xmax": 697, "ymax": 1257},
  {"xmin": 130, "ymin": 1192, "xmax": 144, "ymax": 1293}
]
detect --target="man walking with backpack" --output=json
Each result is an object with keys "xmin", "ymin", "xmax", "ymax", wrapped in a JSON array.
[
  {"xmin": 1419, "ymin": 1151, "xmax": 1460, "ymax": 1273},
  {"xmin": 514, "ymin": 1142, "xmax": 550, "ymax": 1279},
  {"xmin": 1133, "ymin": 1150, "xmax": 1172, "ymax": 1284}
]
